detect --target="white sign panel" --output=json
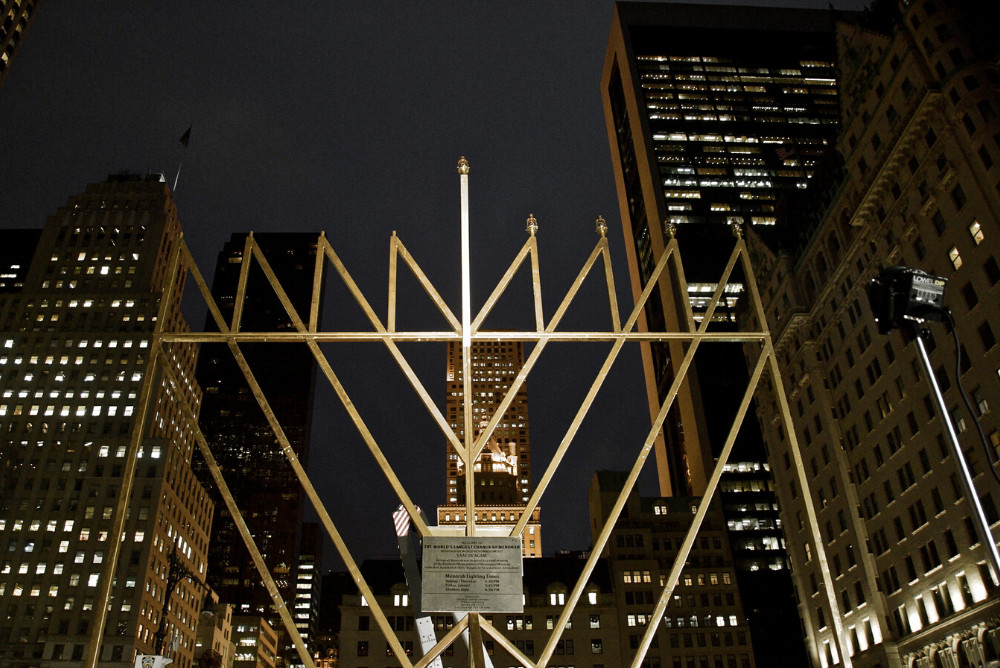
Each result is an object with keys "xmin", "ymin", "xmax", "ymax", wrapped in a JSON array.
[{"xmin": 422, "ymin": 536, "xmax": 523, "ymax": 613}]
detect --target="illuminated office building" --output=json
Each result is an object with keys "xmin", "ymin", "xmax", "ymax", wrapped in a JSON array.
[
  {"xmin": 747, "ymin": 1, "xmax": 1000, "ymax": 666},
  {"xmin": 0, "ymin": 0, "xmax": 41, "ymax": 90},
  {"xmin": 193, "ymin": 233, "xmax": 322, "ymax": 660},
  {"xmin": 437, "ymin": 340, "xmax": 542, "ymax": 557},
  {"xmin": 0, "ymin": 173, "xmax": 213, "ymax": 667},
  {"xmin": 290, "ymin": 521, "xmax": 322, "ymax": 668},
  {"xmin": 602, "ymin": 0, "xmax": 841, "ymax": 499},
  {"xmin": 601, "ymin": 4, "xmax": 845, "ymax": 665}
]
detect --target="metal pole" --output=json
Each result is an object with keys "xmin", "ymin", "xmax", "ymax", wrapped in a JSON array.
[{"xmin": 913, "ymin": 325, "xmax": 1000, "ymax": 584}]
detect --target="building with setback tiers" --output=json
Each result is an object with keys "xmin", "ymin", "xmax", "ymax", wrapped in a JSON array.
[
  {"xmin": 437, "ymin": 340, "xmax": 542, "ymax": 557},
  {"xmin": 745, "ymin": 1, "xmax": 1000, "ymax": 667},
  {"xmin": 193, "ymin": 233, "xmax": 322, "ymax": 659},
  {"xmin": 601, "ymin": 3, "xmax": 844, "ymax": 664},
  {"xmin": 0, "ymin": 173, "xmax": 213, "ymax": 667}
]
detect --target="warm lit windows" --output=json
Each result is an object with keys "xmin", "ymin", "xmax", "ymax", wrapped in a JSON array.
[
  {"xmin": 969, "ymin": 220, "xmax": 985, "ymax": 245},
  {"xmin": 949, "ymin": 246, "xmax": 963, "ymax": 270}
]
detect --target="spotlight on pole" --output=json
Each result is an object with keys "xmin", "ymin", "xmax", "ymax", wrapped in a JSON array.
[
  {"xmin": 867, "ymin": 266, "xmax": 948, "ymax": 334},
  {"xmin": 868, "ymin": 265, "xmax": 1000, "ymax": 586}
]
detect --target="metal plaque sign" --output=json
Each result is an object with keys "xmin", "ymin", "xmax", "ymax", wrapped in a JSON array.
[{"xmin": 421, "ymin": 536, "xmax": 523, "ymax": 612}]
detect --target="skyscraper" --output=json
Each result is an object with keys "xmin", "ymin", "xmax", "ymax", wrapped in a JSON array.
[
  {"xmin": 601, "ymin": 4, "xmax": 844, "ymax": 664},
  {"xmin": 193, "ymin": 233, "xmax": 322, "ymax": 659},
  {"xmin": 0, "ymin": 0, "xmax": 41, "ymax": 90},
  {"xmin": 602, "ymin": 0, "xmax": 841, "ymax": 500},
  {"xmin": 748, "ymin": 1, "xmax": 1000, "ymax": 665},
  {"xmin": 0, "ymin": 173, "xmax": 213, "ymax": 667},
  {"xmin": 437, "ymin": 340, "xmax": 542, "ymax": 557}
]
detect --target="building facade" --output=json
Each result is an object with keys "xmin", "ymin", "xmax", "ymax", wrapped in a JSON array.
[
  {"xmin": 590, "ymin": 471, "xmax": 756, "ymax": 668},
  {"xmin": 0, "ymin": 173, "xmax": 213, "ymax": 667},
  {"xmin": 194, "ymin": 593, "xmax": 235, "ymax": 668},
  {"xmin": 437, "ymin": 340, "xmax": 542, "ymax": 557},
  {"xmin": 745, "ymin": 1, "xmax": 1000, "ymax": 666},
  {"xmin": 232, "ymin": 615, "xmax": 278, "ymax": 668},
  {"xmin": 193, "ymin": 233, "xmax": 322, "ymax": 660},
  {"xmin": 337, "ymin": 558, "xmax": 622, "ymax": 668}
]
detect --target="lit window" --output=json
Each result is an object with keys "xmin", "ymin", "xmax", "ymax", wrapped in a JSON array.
[
  {"xmin": 949, "ymin": 246, "xmax": 963, "ymax": 270},
  {"xmin": 969, "ymin": 220, "xmax": 985, "ymax": 245}
]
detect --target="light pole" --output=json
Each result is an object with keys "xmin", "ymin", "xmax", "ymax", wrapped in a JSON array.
[{"xmin": 869, "ymin": 266, "xmax": 1000, "ymax": 585}]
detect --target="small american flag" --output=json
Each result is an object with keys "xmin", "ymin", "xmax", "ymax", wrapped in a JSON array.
[{"xmin": 393, "ymin": 505, "xmax": 411, "ymax": 537}]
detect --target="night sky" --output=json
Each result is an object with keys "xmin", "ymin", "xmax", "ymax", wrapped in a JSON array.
[{"xmin": 0, "ymin": 1, "xmax": 865, "ymax": 566}]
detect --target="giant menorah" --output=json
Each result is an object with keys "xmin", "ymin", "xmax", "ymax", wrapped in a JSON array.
[{"xmin": 88, "ymin": 159, "xmax": 843, "ymax": 668}]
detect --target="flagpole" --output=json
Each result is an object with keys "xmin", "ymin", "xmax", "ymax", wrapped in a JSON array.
[
  {"xmin": 172, "ymin": 153, "xmax": 184, "ymax": 192},
  {"xmin": 173, "ymin": 126, "xmax": 191, "ymax": 193}
]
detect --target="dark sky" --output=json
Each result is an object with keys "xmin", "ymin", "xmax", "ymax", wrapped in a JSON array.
[{"xmin": 0, "ymin": 1, "xmax": 865, "ymax": 565}]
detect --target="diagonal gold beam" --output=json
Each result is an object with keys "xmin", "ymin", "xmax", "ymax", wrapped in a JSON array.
[
  {"xmin": 181, "ymin": 239, "xmax": 415, "ymax": 667},
  {"xmin": 632, "ymin": 348, "xmax": 769, "ymax": 667},
  {"xmin": 481, "ymin": 617, "xmax": 537, "ymax": 668},
  {"xmin": 471, "ymin": 236, "xmax": 533, "ymax": 331},
  {"xmin": 513, "ymin": 233, "xmax": 661, "ymax": 537},
  {"xmin": 411, "ymin": 616, "xmax": 470, "ymax": 668},
  {"xmin": 395, "ymin": 235, "xmax": 462, "ymax": 332},
  {"xmin": 231, "ymin": 233, "xmax": 254, "ymax": 333},
  {"xmin": 159, "ymin": 356, "xmax": 317, "ymax": 668},
  {"xmin": 246, "ymin": 238, "xmax": 433, "ymax": 536},
  {"xmin": 469, "ymin": 235, "xmax": 611, "ymax": 465},
  {"xmin": 316, "ymin": 234, "xmax": 466, "ymax": 460},
  {"xmin": 537, "ymin": 238, "xmax": 744, "ymax": 667},
  {"xmin": 735, "ymin": 234, "xmax": 854, "ymax": 668}
]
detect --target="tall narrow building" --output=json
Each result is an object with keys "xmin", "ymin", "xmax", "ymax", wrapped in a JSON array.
[
  {"xmin": 602, "ymin": 0, "xmax": 841, "ymax": 502},
  {"xmin": 437, "ymin": 340, "xmax": 542, "ymax": 557},
  {"xmin": 0, "ymin": 173, "xmax": 213, "ymax": 667},
  {"xmin": 601, "ymin": 4, "xmax": 845, "ymax": 665},
  {"xmin": 193, "ymin": 233, "xmax": 322, "ymax": 660}
]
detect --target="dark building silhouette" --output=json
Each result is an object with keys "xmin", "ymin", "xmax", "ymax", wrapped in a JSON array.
[
  {"xmin": 601, "ymin": 3, "xmax": 848, "ymax": 665},
  {"xmin": 193, "ymin": 233, "xmax": 322, "ymax": 661},
  {"xmin": 0, "ymin": 229, "xmax": 40, "ymax": 292}
]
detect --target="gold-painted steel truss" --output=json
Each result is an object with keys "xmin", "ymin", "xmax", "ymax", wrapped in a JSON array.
[{"xmin": 89, "ymin": 165, "xmax": 847, "ymax": 668}]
